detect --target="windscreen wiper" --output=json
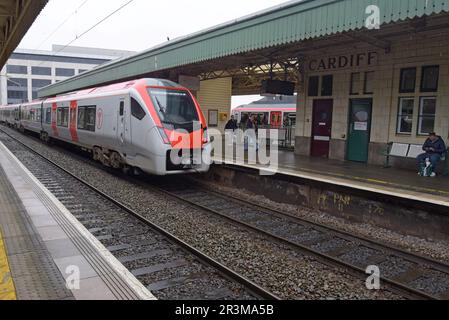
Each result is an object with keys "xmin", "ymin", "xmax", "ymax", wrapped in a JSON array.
[{"xmin": 155, "ymin": 97, "xmax": 165, "ymax": 114}]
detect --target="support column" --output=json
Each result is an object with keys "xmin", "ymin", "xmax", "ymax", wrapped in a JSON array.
[
  {"xmin": 0, "ymin": 66, "xmax": 7, "ymax": 105},
  {"xmin": 295, "ymin": 57, "xmax": 311, "ymax": 156}
]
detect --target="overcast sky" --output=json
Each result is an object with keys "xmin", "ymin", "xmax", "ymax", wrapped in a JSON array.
[{"xmin": 19, "ymin": 0, "xmax": 288, "ymax": 106}]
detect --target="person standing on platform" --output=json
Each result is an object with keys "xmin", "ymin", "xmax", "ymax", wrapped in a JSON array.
[{"xmin": 225, "ymin": 115, "xmax": 238, "ymax": 132}]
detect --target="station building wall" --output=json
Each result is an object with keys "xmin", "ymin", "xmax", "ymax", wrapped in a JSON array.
[
  {"xmin": 295, "ymin": 31, "xmax": 449, "ymax": 167},
  {"xmin": 197, "ymin": 77, "xmax": 232, "ymax": 133}
]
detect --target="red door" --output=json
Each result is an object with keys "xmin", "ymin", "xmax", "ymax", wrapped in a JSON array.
[{"xmin": 311, "ymin": 99, "xmax": 333, "ymax": 158}]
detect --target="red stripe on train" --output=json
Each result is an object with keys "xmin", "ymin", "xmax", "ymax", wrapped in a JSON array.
[{"xmin": 70, "ymin": 101, "xmax": 79, "ymax": 142}]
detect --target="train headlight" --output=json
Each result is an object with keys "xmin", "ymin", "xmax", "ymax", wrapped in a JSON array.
[{"xmin": 157, "ymin": 127, "xmax": 171, "ymax": 145}]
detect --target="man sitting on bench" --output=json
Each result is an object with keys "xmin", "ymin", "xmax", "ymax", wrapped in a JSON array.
[{"xmin": 417, "ymin": 132, "xmax": 447, "ymax": 177}]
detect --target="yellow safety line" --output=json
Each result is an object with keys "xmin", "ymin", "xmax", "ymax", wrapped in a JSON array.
[
  {"xmin": 280, "ymin": 164, "xmax": 449, "ymax": 197},
  {"xmin": 218, "ymin": 157, "xmax": 449, "ymax": 198},
  {"xmin": 0, "ymin": 228, "xmax": 16, "ymax": 300}
]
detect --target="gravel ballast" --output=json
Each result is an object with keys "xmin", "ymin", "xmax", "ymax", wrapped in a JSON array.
[{"xmin": 0, "ymin": 128, "xmax": 408, "ymax": 299}]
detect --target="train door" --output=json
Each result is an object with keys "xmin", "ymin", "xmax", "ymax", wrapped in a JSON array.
[
  {"xmin": 117, "ymin": 98, "xmax": 130, "ymax": 148},
  {"xmin": 40, "ymin": 102, "xmax": 44, "ymax": 129}
]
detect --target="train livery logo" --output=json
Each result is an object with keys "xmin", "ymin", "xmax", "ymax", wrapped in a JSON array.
[{"xmin": 97, "ymin": 108, "xmax": 104, "ymax": 130}]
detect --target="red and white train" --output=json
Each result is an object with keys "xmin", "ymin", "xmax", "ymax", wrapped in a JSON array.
[
  {"xmin": 232, "ymin": 101, "xmax": 297, "ymax": 129},
  {"xmin": 0, "ymin": 78, "xmax": 212, "ymax": 175}
]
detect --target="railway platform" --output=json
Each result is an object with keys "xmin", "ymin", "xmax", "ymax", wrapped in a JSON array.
[
  {"xmin": 211, "ymin": 149, "xmax": 449, "ymax": 241},
  {"xmin": 0, "ymin": 142, "xmax": 155, "ymax": 300},
  {"xmin": 216, "ymin": 150, "xmax": 449, "ymax": 207}
]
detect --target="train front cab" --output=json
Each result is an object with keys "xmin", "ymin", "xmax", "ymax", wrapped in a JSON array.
[{"xmin": 127, "ymin": 80, "xmax": 212, "ymax": 176}]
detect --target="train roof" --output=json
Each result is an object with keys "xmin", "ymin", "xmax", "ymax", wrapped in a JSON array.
[
  {"xmin": 234, "ymin": 95, "xmax": 297, "ymax": 112},
  {"xmin": 1, "ymin": 78, "xmax": 185, "ymax": 108},
  {"xmin": 50, "ymin": 78, "xmax": 180, "ymax": 99},
  {"xmin": 234, "ymin": 106, "xmax": 297, "ymax": 113}
]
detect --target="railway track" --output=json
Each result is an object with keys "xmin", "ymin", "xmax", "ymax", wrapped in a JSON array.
[
  {"xmin": 4, "ymin": 126, "xmax": 449, "ymax": 300},
  {"xmin": 0, "ymin": 128, "xmax": 280, "ymax": 300},
  {"xmin": 150, "ymin": 178, "xmax": 449, "ymax": 300}
]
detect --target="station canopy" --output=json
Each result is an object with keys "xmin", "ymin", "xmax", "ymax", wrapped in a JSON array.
[
  {"xmin": 39, "ymin": 0, "xmax": 449, "ymax": 97},
  {"xmin": 0, "ymin": 0, "xmax": 48, "ymax": 68}
]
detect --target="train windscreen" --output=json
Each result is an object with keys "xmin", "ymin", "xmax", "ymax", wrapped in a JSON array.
[{"xmin": 148, "ymin": 88, "xmax": 200, "ymax": 132}]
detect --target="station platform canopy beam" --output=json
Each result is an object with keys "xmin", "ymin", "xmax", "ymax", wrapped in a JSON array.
[
  {"xmin": 0, "ymin": 0, "xmax": 48, "ymax": 69},
  {"xmin": 38, "ymin": 0, "xmax": 449, "ymax": 98}
]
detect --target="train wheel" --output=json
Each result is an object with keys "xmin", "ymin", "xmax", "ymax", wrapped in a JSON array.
[
  {"xmin": 40, "ymin": 132, "xmax": 50, "ymax": 144},
  {"xmin": 132, "ymin": 167, "xmax": 142, "ymax": 176},
  {"xmin": 110, "ymin": 152, "xmax": 122, "ymax": 170},
  {"xmin": 100, "ymin": 152, "xmax": 111, "ymax": 167},
  {"xmin": 122, "ymin": 165, "xmax": 132, "ymax": 175},
  {"xmin": 93, "ymin": 147, "xmax": 101, "ymax": 161}
]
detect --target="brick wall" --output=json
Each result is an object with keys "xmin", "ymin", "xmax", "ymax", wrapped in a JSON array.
[{"xmin": 295, "ymin": 30, "xmax": 449, "ymax": 165}]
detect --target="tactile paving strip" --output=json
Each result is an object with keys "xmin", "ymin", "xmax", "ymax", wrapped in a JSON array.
[
  {"xmin": 0, "ymin": 141, "xmax": 154, "ymax": 300},
  {"xmin": 0, "ymin": 166, "xmax": 73, "ymax": 300}
]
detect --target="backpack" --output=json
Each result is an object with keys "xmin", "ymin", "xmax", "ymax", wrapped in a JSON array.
[{"xmin": 419, "ymin": 158, "xmax": 434, "ymax": 177}]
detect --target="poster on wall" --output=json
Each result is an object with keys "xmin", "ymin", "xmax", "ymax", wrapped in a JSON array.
[
  {"xmin": 354, "ymin": 122, "xmax": 368, "ymax": 131},
  {"xmin": 208, "ymin": 110, "xmax": 219, "ymax": 127}
]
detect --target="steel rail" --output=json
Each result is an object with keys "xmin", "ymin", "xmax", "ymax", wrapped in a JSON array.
[
  {"xmin": 193, "ymin": 179, "xmax": 449, "ymax": 274},
  {"xmin": 146, "ymin": 181, "xmax": 439, "ymax": 300},
  {"xmin": 0, "ymin": 127, "xmax": 281, "ymax": 301}
]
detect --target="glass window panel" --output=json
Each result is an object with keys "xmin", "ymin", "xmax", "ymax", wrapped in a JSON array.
[
  {"xmin": 46, "ymin": 108, "xmax": 51, "ymax": 124},
  {"xmin": 397, "ymin": 98, "xmax": 414, "ymax": 134},
  {"xmin": 364, "ymin": 71, "xmax": 375, "ymax": 94},
  {"xmin": 7, "ymin": 78, "xmax": 28, "ymax": 88},
  {"xmin": 78, "ymin": 108, "xmax": 86, "ymax": 130},
  {"xmin": 31, "ymin": 67, "xmax": 51, "ymax": 76},
  {"xmin": 55, "ymin": 68, "xmax": 75, "ymax": 77},
  {"xmin": 421, "ymin": 66, "xmax": 439, "ymax": 92},
  {"xmin": 7, "ymin": 65, "xmax": 28, "ymax": 75},
  {"xmin": 419, "ymin": 117, "xmax": 436, "ymax": 135},
  {"xmin": 321, "ymin": 75, "xmax": 333, "ymax": 96},
  {"xmin": 418, "ymin": 97, "xmax": 436, "ymax": 135},
  {"xmin": 399, "ymin": 68, "xmax": 416, "ymax": 93},
  {"xmin": 32, "ymin": 79, "xmax": 52, "ymax": 88},
  {"xmin": 308, "ymin": 76, "xmax": 319, "ymax": 97}
]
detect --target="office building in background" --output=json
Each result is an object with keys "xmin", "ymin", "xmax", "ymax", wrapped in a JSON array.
[{"xmin": 0, "ymin": 45, "xmax": 135, "ymax": 105}]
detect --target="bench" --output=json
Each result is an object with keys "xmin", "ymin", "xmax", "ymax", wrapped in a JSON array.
[{"xmin": 384, "ymin": 142, "xmax": 449, "ymax": 176}]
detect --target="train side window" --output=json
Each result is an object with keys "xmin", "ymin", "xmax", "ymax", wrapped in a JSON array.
[
  {"xmin": 57, "ymin": 108, "xmax": 69, "ymax": 127},
  {"xmin": 131, "ymin": 98, "xmax": 146, "ymax": 120},
  {"xmin": 45, "ymin": 108, "xmax": 51, "ymax": 124},
  {"xmin": 36, "ymin": 109, "xmax": 41, "ymax": 122},
  {"xmin": 77, "ymin": 106, "xmax": 96, "ymax": 132},
  {"xmin": 119, "ymin": 101, "xmax": 124, "ymax": 116}
]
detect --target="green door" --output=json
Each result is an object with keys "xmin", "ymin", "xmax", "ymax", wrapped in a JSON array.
[{"xmin": 347, "ymin": 99, "xmax": 372, "ymax": 163}]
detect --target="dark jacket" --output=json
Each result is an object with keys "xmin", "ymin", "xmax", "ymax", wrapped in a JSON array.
[
  {"xmin": 423, "ymin": 136, "xmax": 447, "ymax": 155},
  {"xmin": 225, "ymin": 119, "xmax": 238, "ymax": 131},
  {"xmin": 246, "ymin": 119, "xmax": 254, "ymax": 130}
]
